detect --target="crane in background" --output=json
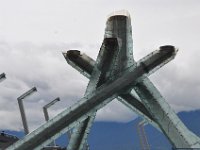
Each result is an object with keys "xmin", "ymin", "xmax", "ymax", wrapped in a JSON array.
[{"xmin": 137, "ymin": 119, "xmax": 150, "ymax": 150}]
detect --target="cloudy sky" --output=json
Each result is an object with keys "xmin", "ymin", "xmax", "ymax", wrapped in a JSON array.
[{"xmin": 0, "ymin": 0, "xmax": 200, "ymax": 131}]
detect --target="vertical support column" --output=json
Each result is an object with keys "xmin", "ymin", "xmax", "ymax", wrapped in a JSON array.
[
  {"xmin": 18, "ymin": 99, "xmax": 29, "ymax": 135},
  {"xmin": 17, "ymin": 87, "xmax": 37, "ymax": 135}
]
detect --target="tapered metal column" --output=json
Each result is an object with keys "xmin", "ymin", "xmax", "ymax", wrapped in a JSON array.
[
  {"xmin": 7, "ymin": 48, "xmax": 175, "ymax": 150},
  {"xmin": 17, "ymin": 87, "xmax": 37, "ymax": 135},
  {"xmin": 134, "ymin": 78, "xmax": 200, "ymax": 148},
  {"xmin": 68, "ymin": 38, "xmax": 121, "ymax": 150},
  {"xmin": 63, "ymin": 46, "xmax": 177, "ymax": 129}
]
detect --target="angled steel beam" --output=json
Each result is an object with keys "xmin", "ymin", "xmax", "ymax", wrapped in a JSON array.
[
  {"xmin": 63, "ymin": 45, "xmax": 176, "ymax": 126},
  {"xmin": 64, "ymin": 46, "xmax": 200, "ymax": 148},
  {"xmin": 68, "ymin": 37, "xmax": 120, "ymax": 150},
  {"xmin": 64, "ymin": 44, "xmax": 176, "ymax": 149},
  {"xmin": 7, "ymin": 47, "xmax": 172, "ymax": 150},
  {"xmin": 17, "ymin": 87, "xmax": 37, "ymax": 135},
  {"xmin": 62, "ymin": 12, "xmax": 200, "ymax": 148},
  {"xmin": 137, "ymin": 119, "xmax": 150, "ymax": 150}
]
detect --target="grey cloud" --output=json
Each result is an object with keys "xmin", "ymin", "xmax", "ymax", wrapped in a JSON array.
[
  {"xmin": 149, "ymin": 47, "xmax": 200, "ymax": 112},
  {"xmin": 0, "ymin": 41, "xmax": 88, "ymax": 130},
  {"xmin": 0, "ymin": 0, "xmax": 200, "ymax": 131},
  {"xmin": 0, "ymin": 40, "xmax": 138, "ymax": 131}
]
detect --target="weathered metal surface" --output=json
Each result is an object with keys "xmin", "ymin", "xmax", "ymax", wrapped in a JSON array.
[
  {"xmin": 134, "ymin": 78, "xmax": 200, "ymax": 148},
  {"xmin": 6, "ymin": 47, "xmax": 172, "ymax": 150},
  {"xmin": 7, "ymin": 10, "xmax": 200, "ymax": 150},
  {"xmin": 64, "ymin": 11, "xmax": 200, "ymax": 149},
  {"xmin": 68, "ymin": 38, "xmax": 119, "ymax": 150}
]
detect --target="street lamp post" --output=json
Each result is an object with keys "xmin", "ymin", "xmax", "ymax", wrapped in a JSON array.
[
  {"xmin": 43, "ymin": 97, "xmax": 60, "ymax": 122},
  {"xmin": 43, "ymin": 97, "xmax": 60, "ymax": 146},
  {"xmin": 17, "ymin": 87, "xmax": 37, "ymax": 135}
]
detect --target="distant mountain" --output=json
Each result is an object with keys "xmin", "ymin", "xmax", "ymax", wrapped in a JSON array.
[
  {"xmin": 2, "ymin": 109, "xmax": 200, "ymax": 150},
  {"xmin": 88, "ymin": 118, "xmax": 171, "ymax": 150},
  {"xmin": 87, "ymin": 109, "xmax": 200, "ymax": 150}
]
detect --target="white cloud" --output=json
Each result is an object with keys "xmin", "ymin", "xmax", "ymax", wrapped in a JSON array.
[
  {"xmin": 0, "ymin": 41, "xmax": 88, "ymax": 131},
  {"xmin": 96, "ymin": 99, "xmax": 137, "ymax": 122}
]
